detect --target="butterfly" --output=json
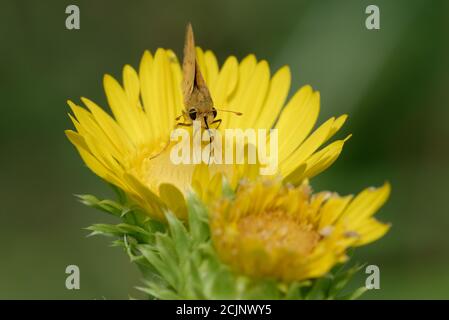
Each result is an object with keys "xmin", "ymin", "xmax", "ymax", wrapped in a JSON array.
[{"xmin": 176, "ymin": 23, "xmax": 241, "ymax": 130}]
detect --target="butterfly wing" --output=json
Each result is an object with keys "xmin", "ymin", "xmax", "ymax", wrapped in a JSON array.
[
  {"xmin": 182, "ymin": 23, "xmax": 213, "ymax": 109},
  {"xmin": 182, "ymin": 23, "xmax": 195, "ymax": 105}
]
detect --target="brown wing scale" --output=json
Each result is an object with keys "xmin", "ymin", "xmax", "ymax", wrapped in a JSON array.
[{"xmin": 182, "ymin": 23, "xmax": 213, "ymax": 112}]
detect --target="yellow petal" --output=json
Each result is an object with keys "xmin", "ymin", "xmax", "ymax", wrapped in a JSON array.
[
  {"xmin": 68, "ymin": 101, "xmax": 124, "ymax": 162},
  {"xmin": 103, "ymin": 73, "xmax": 145, "ymax": 145},
  {"xmin": 65, "ymin": 129, "xmax": 89, "ymax": 154},
  {"xmin": 231, "ymin": 60, "xmax": 270, "ymax": 129},
  {"xmin": 283, "ymin": 164, "xmax": 306, "ymax": 186},
  {"xmin": 139, "ymin": 50, "xmax": 162, "ymax": 140},
  {"xmin": 318, "ymin": 194, "xmax": 353, "ymax": 230},
  {"xmin": 275, "ymin": 86, "xmax": 317, "ymax": 162},
  {"xmin": 123, "ymin": 173, "xmax": 166, "ymax": 220},
  {"xmin": 354, "ymin": 218, "xmax": 391, "ymax": 246},
  {"xmin": 195, "ymin": 47, "xmax": 208, "ymax": 83},
  {"xmin": 123, "ymin": 64, "xmax": 140, "ymax": 104},
  {"xmin": 81, "ymin": 97, "xmax": 134, "ymax": 156},
  {"xmin": 210, "ymin": 56, "xmax": 238, "ymax": 127},
  {"xmin": 192, "ymin": 163, "xmax": 210, "ymax": 197},
  {"xmin": 254, "ymin": 65, "xmax": 291, "ymax": 130},
  {"xmin": 65, "ymin": 130, "xmax": 122, "ymax": 187},
  {"xmin": 166, "ymin": 49, "xmax": 184, "ymax": 120},
  {"xmin": 159, "ymin": 183, "xmax": 187, "ymax": 220},
  {"xmin": 301, "ymin": 137, "xmax": 350, "ymax": 180},
  {"xmin": 280, "ymin": 115, "xmax": 335, "ymax": 174},
  {"xmin": 326, "ymin": 114, "xmax": 347, "ymax": 142},
  {"xmin": 225, "ymin": 54, "xmax": 257, "ymax": 127},
  {"xmin": 152, "ymin": 49, "xmax": 178, "ymax": 140},
  {"xmin": 341, "ymin": 182, "xmax": 391, "ymax": 229},
  {"xmin": 204, "ymin": 50, "xmax": 219, "ymax": 87}
]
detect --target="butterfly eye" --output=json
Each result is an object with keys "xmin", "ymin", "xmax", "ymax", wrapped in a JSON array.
[
  {"xmin": 189, "ymin": 108, "xmax": 197, "ymax": 120},
  {"xmin": 212, "ymin": 107, "xmax": 217, "ymax": 119}
]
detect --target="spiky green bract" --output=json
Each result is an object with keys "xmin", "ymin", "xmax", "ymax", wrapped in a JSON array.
[{"xmin": 78, "ymin": 186, "xmax": 367, "ymax": 300}]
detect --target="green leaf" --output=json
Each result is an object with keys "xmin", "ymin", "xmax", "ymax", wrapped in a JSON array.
[
  {"xmin": 182, "ymin": 257, "xmax": 205, "ymax": 299},
  {"xmin": 76, "ymin": 194, "xmax": 124, "ymax": 217},
  {"xmin": 122, "ymin": 208, "xmax": 153, "ymax": 229},
  {"xmin": 165, "ymin": 212, "xmax": 190, "ymax": 262},
  {"xmin": 108, "ymin": 183, "xmax": 127, "ymax": 204},
  {"xmin": 304, "ymin": 275, "xmax": 333, "ymax": 300},
  {"xmin": 186, "ymin": 194, "xmax": 210, "ymax": 244},
  {"xmin": 328, "ymin": 263, "xmax": 366, "ymax": 299},
  {"xmin": 244, "ymin": 279, "xmax": 281, "ymax": 300},
  {"xmin": 205, "ymin": 268, "xmax": 236, "ymax": 299},
  {"xmin": 87, "ymin": 223, "xmax": 153, "ymax": 243},
  {"xmin": 137, "ymin": 280, "xmax": 180, "ymax": 300},
  {"xmin": 338, "ymin": 286, "xmax": 368, "ymax": 300},
  {"xmin": 86, "ymin": 223, "xmax": 124, "ymax": 237},
  {"xmin": 221, "ymin": 178, "xmax": 236, "ymax": 199},
  {"xmin": 117, "ymin": 223, "xmax": 152, "ymax": 242},
  {"xmin": 137, "ymin": 244, "xmax": 178, "ymax": 291},
  {"xmin": 154, "ymin": 233, "xmax": 181, "ymax": 289},
  {"xmin": 284, "ymin": 281, "xmax": 312, "ymax": 300}
]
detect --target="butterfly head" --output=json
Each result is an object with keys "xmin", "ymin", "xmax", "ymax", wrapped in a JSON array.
[{"xmin": 188, "ymin": 106, "xmax": 217, "ymax": 128}]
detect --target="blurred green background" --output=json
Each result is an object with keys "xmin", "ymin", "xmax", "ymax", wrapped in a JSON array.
[{"xmin": 1, "ymin": 0, "xmax": 448, "ymax": 299}]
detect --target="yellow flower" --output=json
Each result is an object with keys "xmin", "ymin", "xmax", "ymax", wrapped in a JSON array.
[
  {"xmin": 65, "ymin": 48, "xmax": 349, "ymax": 220},
  {"xmin": 210, "ymin": 178, "xmax": 391, "ymax": 282}
]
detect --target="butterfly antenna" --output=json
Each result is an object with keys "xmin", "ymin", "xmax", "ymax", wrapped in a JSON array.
[{"xmin": 216, "ymin": 108, "xmax": 243, "ymax": 116}]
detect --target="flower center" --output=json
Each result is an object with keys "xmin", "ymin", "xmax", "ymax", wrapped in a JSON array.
[{"xmin": 236, "ymin": 211, "xmax": 320, "ymax": 256}]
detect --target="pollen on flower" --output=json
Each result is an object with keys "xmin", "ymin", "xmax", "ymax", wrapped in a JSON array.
[
  {"xmin": 236, "ymin": 211, "xmax": 320, "ymax": 256},
  {"xmin": 319, "ymin": 225, "xmax": 334, "ymax": 237},
  {"xmin": 344, "ymin": 230, "xmax": 360, "ymax": 238},
  {"xmin": 210, "ymin": 178, "xmax": 390, "ymax": 282}
]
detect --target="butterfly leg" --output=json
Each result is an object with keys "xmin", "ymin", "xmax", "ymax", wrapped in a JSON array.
[
  {"xmin": 176, "ymin": 122, "xmax": 193, "ymax": 127},
  {"xmin": 175, "ymin": 110, "xmax": 188, "ymax": 122},
  {"xmin": 206, "ymin": 119, "xmax": 223, "ymax": 164},
  {"xmin": 210, "ymin": 119, "xmax": 222, "ymax": 129}
]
